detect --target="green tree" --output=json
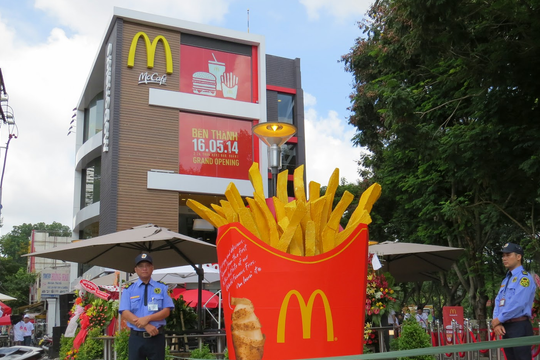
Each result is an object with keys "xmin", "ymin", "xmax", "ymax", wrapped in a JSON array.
[
  {"xmin": 0, "ymin": 222, "xmax": 72, "ymax": 307},
  {"xmin": 343, "ymin": 0, "xmax": 540, "ymax": 321}
]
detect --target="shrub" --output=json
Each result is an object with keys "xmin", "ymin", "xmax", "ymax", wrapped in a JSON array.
[
  {"xmin": 77, "ymin": 328, "xmax": 104, "ymax": 360},
  {"xmin": 190, "ymin": 344, "xmax": 215, "ymax": 359},
  {"xmin": 398, "ymin": 319, "xmax": 435, "ymax": 360},
  {"xmin": 114, "ymin": 328, "xmax": 130, "ymax": 360},
  {"xmin": 59, "ymin": 335, "xmax": 75, "ymax": 360}
]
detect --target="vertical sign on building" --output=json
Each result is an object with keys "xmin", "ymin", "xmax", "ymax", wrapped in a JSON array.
[{"xmin": 103, "ymin": 43, "xmax": 113, "ymax": 152}]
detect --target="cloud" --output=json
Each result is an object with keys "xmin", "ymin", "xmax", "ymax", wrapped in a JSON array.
[
  {"xmin": 299, "ymin": 0, "xmax": 373, "ymax": 21},
  {"xmin": 34, "ymin": 0, "xmax": 232, "ymax": 39},
  {"xmin": 304, "ymin": 101, "xmax": 363, "ymax": 186},
  {"xmin": 303, "ymin": 92, "xmax": 317, "ymax": 107}
]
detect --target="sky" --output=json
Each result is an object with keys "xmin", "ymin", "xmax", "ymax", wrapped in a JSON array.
[{"xmin": 0, "ymin": 0, "xmax": 373, "ymax": 236}]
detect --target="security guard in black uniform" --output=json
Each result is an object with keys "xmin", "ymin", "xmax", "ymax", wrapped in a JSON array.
[
  {"xmin": 120, "ymin": 254, "xmax": 174, "ymax": 360},
  {"xmin": 491, "ymin": 243, "xmax": 536, "ymax": 360}
]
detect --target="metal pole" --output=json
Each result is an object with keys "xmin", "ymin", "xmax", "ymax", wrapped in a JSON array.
[{"xmin": 452, "ymin": 319, "xmax": 458, "ymax": 360}]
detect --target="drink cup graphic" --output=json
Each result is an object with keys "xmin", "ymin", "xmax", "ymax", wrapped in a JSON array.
[
  {"xmin": 217, "ymin": 222, "xmax": 369, "ymax": 360},
  {"xmin": 208, "ymin": 53, "xmax": 226, "ymax": 90}
]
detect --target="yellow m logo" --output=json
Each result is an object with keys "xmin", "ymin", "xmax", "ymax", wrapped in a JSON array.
[
  {"xmin": 277, "ymin": 289, "xmax": 334, "ymax": 343},
  {"xmin": 127, "ymin": 32, "xmax": 173, "ymax": 74}
]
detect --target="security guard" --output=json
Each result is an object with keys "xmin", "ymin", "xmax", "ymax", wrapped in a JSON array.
[
  {"xmin": 120, "ymin": 254, "xmax": 174, "ymax": 360},
  {"xmin": 491, "ymin": 243, "xmax": 536, "ymax": 360}
]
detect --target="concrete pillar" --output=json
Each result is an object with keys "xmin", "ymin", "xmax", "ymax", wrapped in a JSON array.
[{"xmin": 46, "ymin": 298, "xmax": 58, "ymax": 336}]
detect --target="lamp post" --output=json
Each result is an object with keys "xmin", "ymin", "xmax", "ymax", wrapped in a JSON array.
[{"xmin": 252, "ymin": 122, "xmax": 297, "ymax": 196}]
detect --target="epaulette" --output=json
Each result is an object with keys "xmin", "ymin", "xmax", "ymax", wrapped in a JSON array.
[
  {"xmin": 158, "ymin": 281, "xmax": 167, "ymax": 285},
  {"xmin": 522, "ymin": 270, "xmax": 528, "ymax": 275},
  {"xmin": 123, "ymin": 282, "xmax": 133, "ymax": 289}
]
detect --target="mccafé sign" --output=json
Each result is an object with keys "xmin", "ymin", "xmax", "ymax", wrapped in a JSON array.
[
  {"xmin": 127, "ymin": 31, "xmax": 173, "ymax": 84},
  {"xmin": 277, "ymin": 289, "xmax": 334, "ymax": 343},
  {"xmin": 217, "ymin": 223, "xmax": 369, "ymax": 359}
]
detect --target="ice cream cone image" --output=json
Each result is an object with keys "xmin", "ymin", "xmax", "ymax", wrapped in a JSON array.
[{"xmin": 231, "ymin": 297, "xmax": 265, "ymax": 360}]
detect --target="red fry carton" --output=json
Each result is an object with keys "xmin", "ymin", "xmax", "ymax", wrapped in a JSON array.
[{"xmin": 217, "ymin": 222, "xmax": 369, "ymax": 360}]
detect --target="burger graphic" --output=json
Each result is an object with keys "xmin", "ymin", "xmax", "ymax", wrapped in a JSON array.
[{"xmin": 192, "ymin": 71, "xmax": 217, "ymax": 96}]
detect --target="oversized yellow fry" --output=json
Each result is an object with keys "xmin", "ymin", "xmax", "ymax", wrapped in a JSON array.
[
  {"xmin": 225, "ymin": 182, "xmax": 245, "ymax": 212},
  {"xmin": 321, "ymin": 191, "xmax": 354, "ymax": 253},
  {"xmin": 246, "ymin": 197, "xmax": 270, "ymax": 244},
  {"xmin": 348, "ymin": 183, "xmax": 381, "ymax": 226},
  {"xmin": 249, "ymin": 162, "xmax": 265, "ymax": 199},
  {"xmin": 277, "ymin": 201, "xmax": 307, "ymax": 253},
  {"xmin": 308, "ymin": 181, "xmax": 321, "ymax": 202},
  {"xmin": 309, "ymin": 196, "xmax": 327, "ymax": 252},
  {"xmin": 218, "ymin": 201, "xmax": 236, "ymax": 223},
  {"xmin": 254, "ymin": 193, "xmax": 280, "ymax": 248},
  {"xmin": 211, "ymin": 203, "xmax": 226, "ymax": 219},
  {"xmin": 290, "ymin": 226, "xmax": 304, "ymax": 256},
  {"xmin": 186, "ymin": 199, "xmax": 227, "ymax": 228},
  {"xmin": 284, "ymin": 200, "xmax": 297, "ymax": 219},
  {"xmin": 293, "ymin": 165, "xmax": 307, "ymax": 203},
  {"xmin": 277, "ymin": 169, "xmax": 289, "ymax": 204},
  {"xmin": 305, "ymin": 220, "xmax": 316, "ymax": 256},
  {"xmin": 336, "ymin": 210, "xmax": 372, "ymax": 246},
  {"xmin": 273, "ymin": 197, "xmax": 287, "ymax": 223},
  {"xmin": 238, "ymin": 207, "xmax": 261, "ymax": 239},
  {"xmin": 322, "ymin": 168, "xmax": 340, "ymax": 221}
]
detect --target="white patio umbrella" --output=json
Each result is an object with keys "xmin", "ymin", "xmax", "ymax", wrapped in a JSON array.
[
  {"xmin": 131, "ymin": 264, "xmax": 220, "ymax": 284},
  {"xmin": 0, "ymin": 292, "xmax": 16, "ymax": 301}
]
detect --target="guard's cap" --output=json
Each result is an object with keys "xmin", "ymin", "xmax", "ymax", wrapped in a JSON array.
[
  {"xmin": 135, "ymin": 253, "xmax": 153, "ymax": 265},
  {"xmin": 500, "ymin": 243, "xmax": 524, "ymax": 256},
  {"xmin": 24, "ymin": 314, "xmax": 30, "ymax": 318}
]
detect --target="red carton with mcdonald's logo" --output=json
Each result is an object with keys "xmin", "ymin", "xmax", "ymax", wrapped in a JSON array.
[{"xmin": 217, "ymin": 222, "xmax": 369, "ymax": 360}]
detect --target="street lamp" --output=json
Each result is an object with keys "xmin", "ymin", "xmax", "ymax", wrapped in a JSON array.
[{"xmin": 252, "ymin": 122, "xmax": 297, "ymax": 196}]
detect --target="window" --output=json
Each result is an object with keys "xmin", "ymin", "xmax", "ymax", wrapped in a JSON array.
[
  {"xmin": 278, "ymin": 93, "xmax": 295, "ymax": 124},
  {"xmin": 281, "ymin": 143, "xmax": 297, "ymax": 172},
  {"xmin": 83, "ymin": 92, "xmax": 104, "ymax": 142},
  {"xmin": 81, "ymin": 158, "xmax": 101, "ymax": 209}
]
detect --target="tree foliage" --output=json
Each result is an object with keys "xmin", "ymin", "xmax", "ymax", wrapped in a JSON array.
[{"xmin": 343, "ymin": 0, "xmax": 540, "ymax": 320}]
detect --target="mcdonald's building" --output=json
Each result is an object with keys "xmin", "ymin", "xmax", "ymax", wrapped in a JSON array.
[{"xmin": 72, "ymin": 8, "xmax": 306, "ymax": 258}]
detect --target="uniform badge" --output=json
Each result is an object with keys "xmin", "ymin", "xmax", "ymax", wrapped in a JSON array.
[
  {"xmin": 522, "ymin": 270, "xmax": 528, "ymax": 275},
  {"xmin": 141, "ymin": 254, "xmax": 147, "ymax": 259},
  {"xmin": 512, "ymin": 277, "xmax": 517, "ymax": 283},
  {"xmin": 154, "ymin": 288, "xmax": 162, "ymax": 294},
  {"xmin": 520, "ymin": 278, "xmax": 530, "ymax": 287}
]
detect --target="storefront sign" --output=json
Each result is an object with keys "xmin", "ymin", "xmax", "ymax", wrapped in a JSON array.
[
  {"xmin": 41, "ymin": 268, "xmax": 70, "ymax": 297},
  {"xmin": 180, "ymin": 45, "xmax": 252, "ymax": 102},
  {"xmin": 138, "ymin": 72, "xmax": 167, "ymax": 85},
  {"xmin": 179, "ymin": 113, "xmax": 253, "ymax": 180},
  {"xmin": 127, "ymin": 32, "xmax": 173, "ymax": 74},
  {"xmin": 103, "ymin": 43, "xmax": 112, "ymax": 152}
]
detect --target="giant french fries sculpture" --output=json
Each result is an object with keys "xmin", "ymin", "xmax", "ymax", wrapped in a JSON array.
[{"xmin": 187, "ymin": 162, "xmax": 381, "ymax": 256}]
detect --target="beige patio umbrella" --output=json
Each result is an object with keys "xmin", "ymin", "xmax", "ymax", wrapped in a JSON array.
[
  {"xmin": 0, "ymin": 292, "xmax": 17, "ymax": 301},
  {"xmin": 369, "ymin": 241, "xmax": 464, "ymax": 282},
  {"xmin": 24, "ymin": 223, "xmax": 218, "ymax": 329}
]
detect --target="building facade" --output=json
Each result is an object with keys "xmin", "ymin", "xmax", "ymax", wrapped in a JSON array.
[{"xmin": 73, "ymin": 8, "xmax": 305, "ymax": 252}]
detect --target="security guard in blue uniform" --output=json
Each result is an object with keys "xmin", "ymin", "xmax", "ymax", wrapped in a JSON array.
[
  {"xmin": 491, "ymin": 243, "xmax": 536, "ymax": 360},
  {"xmin": 120, "ymin": 254, "xmax": 174, "ymax": 360}
]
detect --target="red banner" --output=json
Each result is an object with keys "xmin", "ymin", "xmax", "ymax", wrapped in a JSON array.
[
  {"xmin": 442, "ymin": 306, "xmax": 464, "ymax": 343},
  {"xmin": 79, "ymin": 279, "xmax": 110, "ymax": 300},
  {"xmin": 179, "ymin": 113, "xmax": 253, "ymax": 179},
  {"xmin": 217, "ymin": 223, "xmax": 369, "ymax": 360},
  {"xmin": 180, "ymin": 45, "xmax": 253, "ymax": 102}
]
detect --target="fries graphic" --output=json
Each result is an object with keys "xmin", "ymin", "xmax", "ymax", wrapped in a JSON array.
[
  {"xmin": 221, "ymin": 72, "xmax": 239, "ymax": 99},
  {"xmin": 187, "ymin": 163, "xmax": 381, "ymax": 255}
]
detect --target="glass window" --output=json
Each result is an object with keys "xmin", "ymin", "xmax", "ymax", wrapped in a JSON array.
[
  {"xmin": 281, "ymin": 143, "xmax": 297, "ymax": 172},
  {"xmin": 83, "ymin": 92, "xmax": 104, "ymax": 142},
  {"xmin": 79, "ymin": 222, "xmax": 99, "ymax": 240},
  {"xmin": 81, "ymin": 158, "xmax": 101, "ymax": 209},
  {"xmin": 278, "ymin": 93, "xmax": 295, "ymax": 124}
]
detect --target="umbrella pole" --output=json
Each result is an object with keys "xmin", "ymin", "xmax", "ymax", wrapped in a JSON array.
[{"xmin": 196, "ymin": 266, "xmax": 203, "ymax": 332}]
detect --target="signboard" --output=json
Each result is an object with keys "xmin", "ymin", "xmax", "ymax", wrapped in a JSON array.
[
  {"xmin": 41, "ymin": 268, "xmax": 70, "ymax": 297},
  {"xmin": 217, "ymin": 223, "xmax": 369, "ymax": 359},
  {"xmin": 79, "ymin": 279, "xmax": 110, "ymax": 300},
  {"xmin": 442, "ymin": 306, "xmax": 464, "ymax": 343},
  {"xmin": 179, "ymin": 113, "xmax": 253, "ymax": 180},
  {"xmin": 180, "ymin": 45, "xmax": 252, "ymax": 102}
]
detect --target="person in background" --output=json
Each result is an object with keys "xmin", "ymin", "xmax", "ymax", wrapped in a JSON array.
[
  {"xmin": 119, "ymin": 253, "xmax": 174, "ymax": 360},
  {"xmin": 402, "ymin": 306, "xmax": 411, "ymax": 321},
  {"xmin": 415, "ymin": 307, "xmax": 427, "ymax": 329},
  {"xmin": 491, "ymin": 243, "xmax": 536, "ymax": 360},
  {"xmin": 22, "ymin": 315, "xmax": 34, "ymax": 346}
]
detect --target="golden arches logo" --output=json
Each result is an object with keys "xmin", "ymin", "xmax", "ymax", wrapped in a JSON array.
[
  {"xmin": 277, "ymin": 289, "xmax": 334, "ymax": 343},
  {"xmin": 449, "ymin": 309, "xmax": 457, "ymax": 315},
  {"xmin": 127, "ymin": 32, "xmax": 173, "ymax": 74}
]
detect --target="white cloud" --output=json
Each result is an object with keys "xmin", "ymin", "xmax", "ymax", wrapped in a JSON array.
[
  {"xmin": 303, "ymin": 91, "xmax": 316, "ymax": 107},
  {"xmin": 34, "ymin": 0, "xmax": 231, "ymax": 38},
  {"xmin": 304, "ymin": 101, "xmax": 364, "ymax": 186},
  {"xmin": 299, "ymin": 0, "xmax": 373, "ymax": 21}
]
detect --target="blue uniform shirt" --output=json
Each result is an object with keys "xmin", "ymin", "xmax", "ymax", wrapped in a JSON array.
[
  {"xmin": 493, "ymin": 265, "xmax": 536, "ymax": 323},
  {"xmin": 119, "ymin": 279, "xmax": 174, "ymax": 331}
]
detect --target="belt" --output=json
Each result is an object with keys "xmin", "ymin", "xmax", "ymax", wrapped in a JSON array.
[
  {"xmin": 505, "ymin": 316, "xmax": 529, "ymax": 323},
  {"xmin": 131, "ymin": 327, "xmax": 165, "ymax": 338}
]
